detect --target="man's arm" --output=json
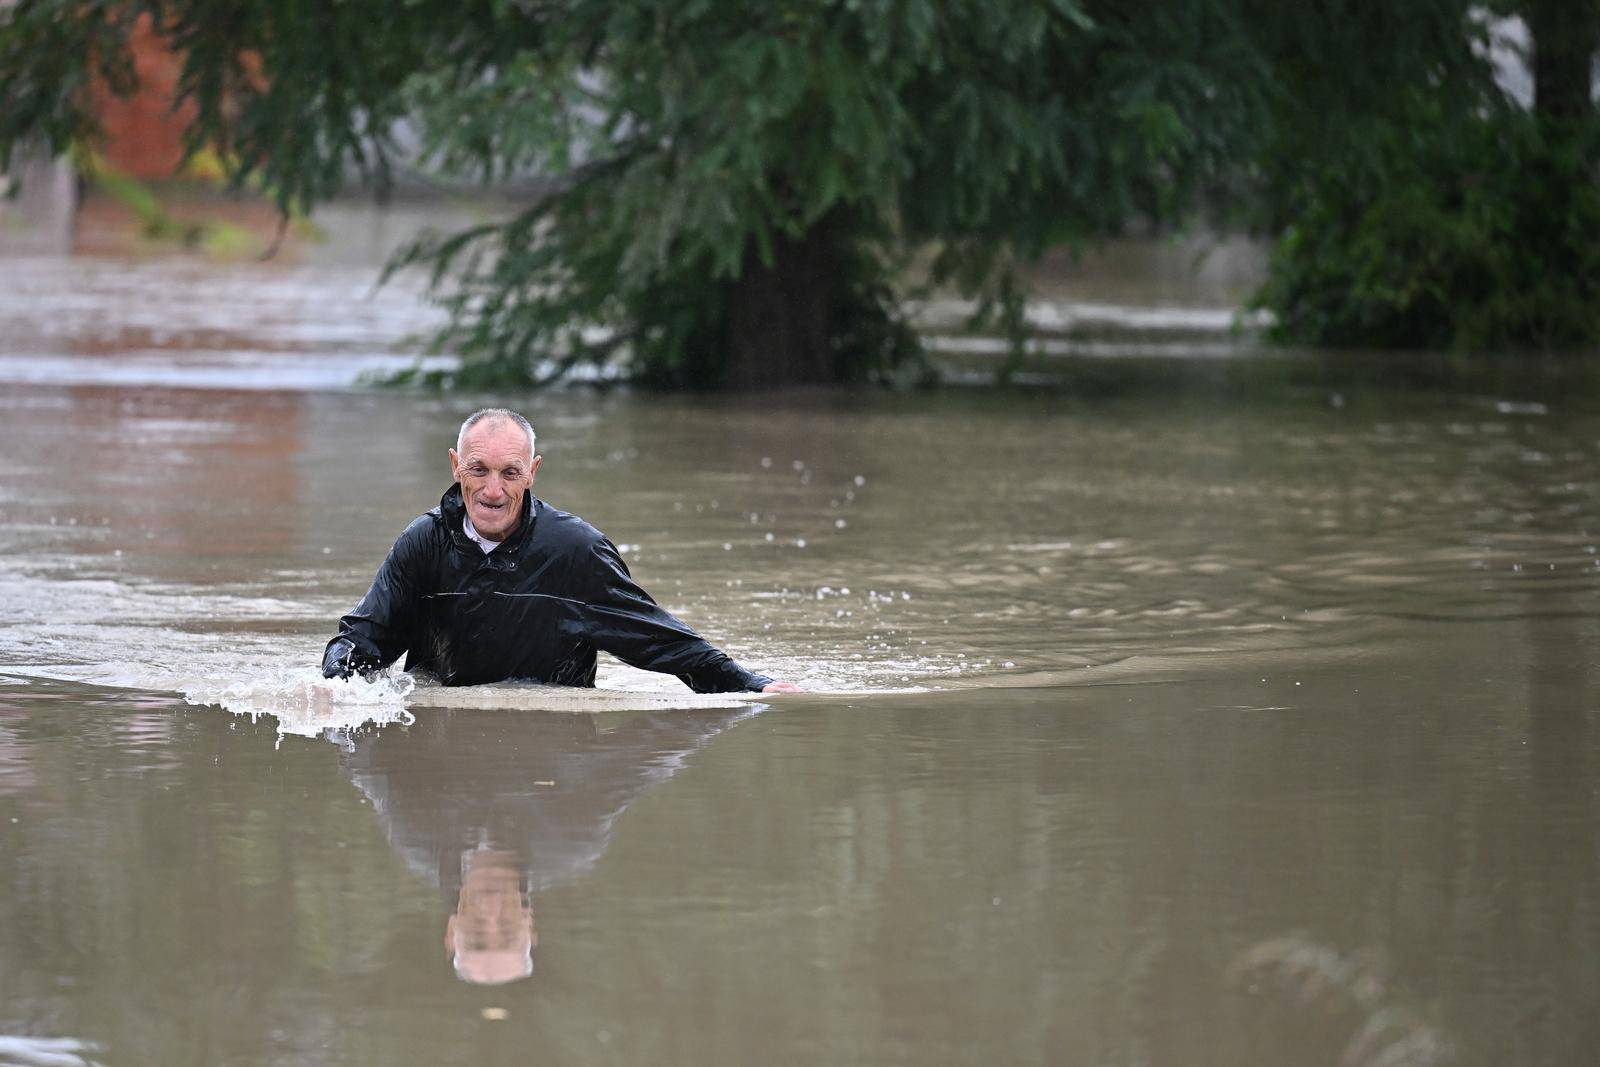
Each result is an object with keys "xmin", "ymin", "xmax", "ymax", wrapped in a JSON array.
[
  {"xmin": 579, "ymin": 539, "xmax": 776, "ymax": 694},
  {"xmin": 322, "ymin": 520, "xmax": 428, "ymax": 679}
]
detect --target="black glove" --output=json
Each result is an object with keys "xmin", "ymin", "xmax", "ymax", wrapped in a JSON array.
[{"xmin": 321, "ymin": 637, "xmax": 382, "ymax": 680}]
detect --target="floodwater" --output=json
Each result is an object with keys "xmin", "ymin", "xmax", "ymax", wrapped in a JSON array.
[{"xmin": 0, "ymin": 236, "xmax": 1598, "ymax": 1067}]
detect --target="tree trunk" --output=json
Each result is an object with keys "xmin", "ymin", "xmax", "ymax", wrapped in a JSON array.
[
  {"xmin": 721, "ymin": 219, "xmax": 839, "ymax": 389},
  {"xmin": 1526, "ymin": 0, "xmax": 1598, "ymax": 121}
]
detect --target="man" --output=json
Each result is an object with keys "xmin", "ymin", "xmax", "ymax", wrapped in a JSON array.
[{"xmin": 323, "ymin": 407, "xmax": 799, "ymax": 693}]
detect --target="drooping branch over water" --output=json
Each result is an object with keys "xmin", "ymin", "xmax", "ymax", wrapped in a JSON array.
[{"xmin": 2, "ymin": 0, "xmax": 1596, "ymax": 386}]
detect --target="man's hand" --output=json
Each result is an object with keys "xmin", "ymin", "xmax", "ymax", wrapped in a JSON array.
[
  {"xmin": 761, "ymin": 681, "xmax": 804, "ymax": 693},
  {"xmin": 322, "ymin": 637, "xmax": 382, "ymax": 681}
]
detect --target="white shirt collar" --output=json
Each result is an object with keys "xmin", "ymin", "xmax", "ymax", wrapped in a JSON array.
[{"xmin": 461, "ymin": 514, "xmax": 502, "ymax": 555}]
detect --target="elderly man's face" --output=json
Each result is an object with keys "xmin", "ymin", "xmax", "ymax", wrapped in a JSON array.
[{"xmin": 449, "ymin": 419, "xmax": 540, "ymax": 541}]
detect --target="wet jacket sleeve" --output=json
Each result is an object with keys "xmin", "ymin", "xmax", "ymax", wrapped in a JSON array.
[
  {"xmin": 322, "ymin": 521, "xmax": 428, "ymax": 679},
  {"xmin": 579, "ymin": 539, "xmax": 772, "ymax": 693}
]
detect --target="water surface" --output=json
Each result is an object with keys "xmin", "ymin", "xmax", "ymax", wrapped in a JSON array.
[{"xmin": 0, "ymin": 249, "xmax": 1597, "ymax": 1066}]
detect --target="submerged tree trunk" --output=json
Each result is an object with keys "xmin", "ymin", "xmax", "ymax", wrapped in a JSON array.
[
  {"xmin": 721, "ymin": 218, "xmax": 839, "ymax": 389},
  {"xmin": 1526, "ymin": 0, "xmax": 1598, "ymax": 121}
]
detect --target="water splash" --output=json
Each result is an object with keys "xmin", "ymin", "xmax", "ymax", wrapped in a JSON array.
[{"xmin": 179, "ymin": 666, "xmax": 416, "ymax": 739}]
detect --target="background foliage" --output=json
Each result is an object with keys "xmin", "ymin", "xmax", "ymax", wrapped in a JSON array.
[
  {"xmin": 1, "ymin": 0, "xmax": 1596, "ymax": 386},
  {"xmin": 1246, "ymin": 1, "xmax": 1600, "ymax": 352}
]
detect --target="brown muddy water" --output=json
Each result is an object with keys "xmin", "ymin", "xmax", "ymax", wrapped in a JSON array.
[{"xmin": 0, "ymin": 246, "xmax": 1598, "ymax": 1067}]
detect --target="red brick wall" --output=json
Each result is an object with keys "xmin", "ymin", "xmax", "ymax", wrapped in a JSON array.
[{"xmin": 95, "ymin": 14, "xmax": 198, "ymax": 178}]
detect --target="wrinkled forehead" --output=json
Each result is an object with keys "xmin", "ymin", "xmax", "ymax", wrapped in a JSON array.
[{"xmin": 458, "ymin": 418, "xmax": 534, "ymax": 463}]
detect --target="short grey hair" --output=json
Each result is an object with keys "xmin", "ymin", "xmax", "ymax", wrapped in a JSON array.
[{"xmin": 457, "ymin": 408, "xmax": 537, "ymax": 459}]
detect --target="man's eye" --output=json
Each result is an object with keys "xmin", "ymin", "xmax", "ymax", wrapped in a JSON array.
[
  {"xmin": 468, "ymin": 466, "xmax": 488, "ymax": 476},
  {"xmin": 504, "ymin": 469, "xmax": 522, "ymax": 479}
]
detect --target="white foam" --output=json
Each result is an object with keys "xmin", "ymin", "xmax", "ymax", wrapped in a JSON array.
[{"xmin": 181, "ymin": 666, "xmax": 417, "ymax": 738}]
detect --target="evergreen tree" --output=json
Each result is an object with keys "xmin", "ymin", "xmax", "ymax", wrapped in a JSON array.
[
  {"xmin": 4, "ymin": 1, "xmax": 1595, "ymax": 382},
  {"xmin": 0, "ymin": 0, "xmax": 1264, "ymax": 387}
]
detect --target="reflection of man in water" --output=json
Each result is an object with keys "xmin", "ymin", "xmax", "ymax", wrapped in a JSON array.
[
  {"xmin": 341, "ymin": 705, "xmax": 753, "ymax": 984},
  {"xmin": 322, "ymin": 407, "xmax": 800, "ymax": 694},
  {"xmin": 447, "ymin": 847, "xmax": 536, "ymax": 985}
]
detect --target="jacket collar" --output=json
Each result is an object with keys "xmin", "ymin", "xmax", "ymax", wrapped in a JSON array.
[{"xmin": 440, "ymin": 483, "xmax": 537, "ymax": 555}]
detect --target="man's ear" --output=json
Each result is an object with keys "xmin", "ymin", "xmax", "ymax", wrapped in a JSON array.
[
  {"xmin": 528, "ymin": 454, "xmax": 543, "ymax": 482},
  {"xmin": 445, "ymin": 913, "xmax": 458, "ymax": 957},
  {"xmin": 448, "ymin": 448, "xmax": 462, "ymax": 482}
]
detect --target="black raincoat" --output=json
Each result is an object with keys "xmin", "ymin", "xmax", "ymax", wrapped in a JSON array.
[{"xmin": 322, "ymin": 485, "xmax": 772, "ymax": 693}]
